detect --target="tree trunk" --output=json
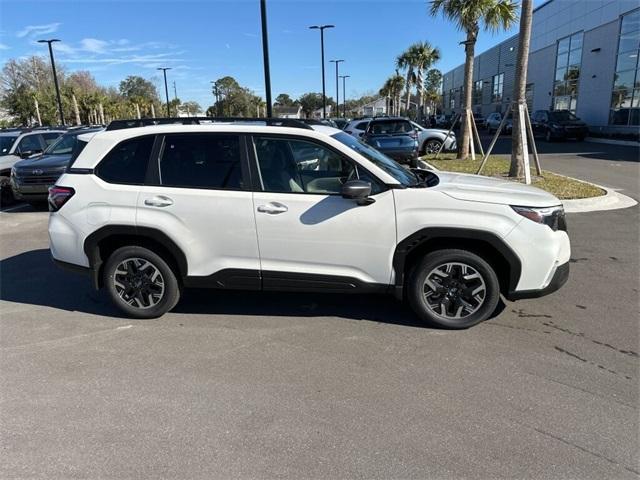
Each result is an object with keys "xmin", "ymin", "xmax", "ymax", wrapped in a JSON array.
[
  {"xmin": 135, "ymin": 103, "xmax": 141, "ymax": 119},
  {"xmin": 510, "ymin": 0, "xmax": 534, "ymax": 178},
  {"xmin": 72, "ymin": 94, "xmax": 81, "ymax": 126},
  {"xmin": 418, "ymin": 68, "xmax": 424, "ymax": 122},
  {"xmin": 34, "ymin": 98, "xmax": 42, "ymax": 126},
  {"xmin": 99, "ymin": 103, "xmax": 105, "ymax": 124},
  {"xmin": 404, "ymin": 69, "xmax": 412, "ymax": 115},
  {"xmin": 458, "ymin": 28, "xmax": 477, "ymax": 160},
  {"xmin": 150, "ymin": 103, "xmax": 156, "ymax": 118}
]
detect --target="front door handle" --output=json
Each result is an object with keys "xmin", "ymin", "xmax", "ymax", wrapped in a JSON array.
[
  {"xmin": 257, "ymin": 202, "xmax": 288, "ymax": 214},
  {"xmin": 144, "ymin": 195, "xmax": 173, "ymax": 207}
]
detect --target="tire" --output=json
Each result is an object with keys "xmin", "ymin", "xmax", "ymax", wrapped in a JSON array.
[
  {"xmin": 103, "ymin": 246, "xmax": 180, "ymax": 319},
  {"xmin": 545, "ymin": 130, "xmax": 554, "ymax": 142},
  {"xmin": 407, "ymin": 249, "xmax": 500, "ymax": 329},
  {"xmin": 0, "ymin": 176, "xmax": 15, "ymax": 207},
  {"xmin": 423, "ymin": 139, "xmax": 443, "ymax": 155}
]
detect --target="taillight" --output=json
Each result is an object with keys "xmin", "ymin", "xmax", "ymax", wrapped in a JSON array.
[{"xmin": 48, "ymin": 185, "xmax": 75, "ymax": 212}]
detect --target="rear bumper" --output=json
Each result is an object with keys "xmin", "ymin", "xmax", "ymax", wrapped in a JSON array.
[
  {"xmin": 506, "ymin": 262, "xmax": 569, "ymax": 300},
  {"xmin": 383, "ymin": 149, "xmax": 418, "ymax": 164}
]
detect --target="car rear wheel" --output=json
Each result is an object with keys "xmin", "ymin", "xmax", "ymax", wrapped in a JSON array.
[
  {"xmin": 407, "ymin": 249, "xmax": 500, "ymax": 329},
  {"xmin": 104, "ymin": 246, "xmax": 180, "ymax": 319},
  {"xmin": 0, "ymin": 176, "xmax": 15, "ymax": 207},
  {"xmin": 423, "ymin": 139, "xmax": 443, "ymax": 155}
]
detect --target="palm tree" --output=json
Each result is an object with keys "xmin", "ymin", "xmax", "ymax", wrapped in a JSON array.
[
  {"xmin": 411, "ymin": 42, "xmax": 441, "ymax": 120},
  {"xmin": 379, "ymin": 73, "xmax": 405, "ymax": 115},
  {"xmin": 430, "ymin": 0, "xmax": 517, "ymax": 160},
  {"xmin": 396, "ymin": 47, "xmax": 417, "ymax": 114},
  {"xmin": 510, "ymin": 0, "xmax": 534, "ymax": 178}
]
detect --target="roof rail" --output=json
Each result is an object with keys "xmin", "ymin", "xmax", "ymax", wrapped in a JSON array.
[{"xmin": 105, "ymin": 116, "xmax": 314, "ymax": 131}]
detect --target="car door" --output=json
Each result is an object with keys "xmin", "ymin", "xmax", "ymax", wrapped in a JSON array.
[
  {"xmin": 136, "ymin": 132, "xmax": 260, "ymax": 283},
  {"xmin": 250, "ymin": 134, "xmax": 397, "ymax": 289}
]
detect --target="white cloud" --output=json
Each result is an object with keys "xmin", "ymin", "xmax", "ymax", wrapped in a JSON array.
[
  {"xmin": 80, "ymin": 38, "xmax": 109, "ymax": 54},
  {"xmin": 0, "ymin": 43, "xmax": 9, "ymax": 50},
  {"xmin": 17, "ymin": 22, "xmax": 61, "ymax": 38}
]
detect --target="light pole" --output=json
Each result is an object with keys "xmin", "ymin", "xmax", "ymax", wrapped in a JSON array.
[
  {"xmin": 309, "ymin": 24, "xmax": 334, "ymax": 118},
  {"xmin": 339, "ymin": 74, "xmax": 350, "ymax": 118},
  {"xmin": 37, "ymin": 39, "xmax": 64, "ymax": 125},
  {"xmin": 329, "ymin": 59, "xmax": 343, "ymax": 118},
  {"xmin": 260, "ymin": 0, "xmax": 273, "ymax": 117},
  {"xmin": 157, "ymin": 67, "xmax": 172, "ymax": 117}
]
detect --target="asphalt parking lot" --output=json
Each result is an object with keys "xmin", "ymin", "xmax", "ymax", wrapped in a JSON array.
[{"xmin": 1, "ymin": 140, "xmax": 638, "ymax": 479}]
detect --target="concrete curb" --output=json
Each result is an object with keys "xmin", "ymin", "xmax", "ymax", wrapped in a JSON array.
[
  {"xmin": 585, "ymin": 137, "xmax": 639, "ymax": 148},
  {"xmin": 417, "ymin": 160, "xmax": 637, "ymax": 214}
]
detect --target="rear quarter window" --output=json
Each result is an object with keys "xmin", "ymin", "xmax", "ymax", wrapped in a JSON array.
[{"xmin": 95, "ymin": 135, "xmax": 154, "ymax": 184}]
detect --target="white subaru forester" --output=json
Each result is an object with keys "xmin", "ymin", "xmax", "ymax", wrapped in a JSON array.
[{"xmin": 48, "ymin": 118, "xmax": 570, "ymax": 328}]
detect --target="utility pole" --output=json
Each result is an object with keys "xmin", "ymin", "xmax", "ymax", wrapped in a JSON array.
[
  {"xmin": 339, "ymin": 74, "xmax": 350, "ymax": 118},
  {"xmin": 330, "ymin": 59, "xmax": 343, "ymax": 118},
  {"xmin": 260, "ymin": 0, "xmax": 273, "ymax": 117},
  {"xmin": 309, "ymin": 24, "xmax": 334, "ymax": 119},
  {"xmin": 157, "ymin": 67, "xmax": 172, "ymax": 117},
  {"xmin": 37, "ymin": 39, "xmax": 64, "ymax": 125}
]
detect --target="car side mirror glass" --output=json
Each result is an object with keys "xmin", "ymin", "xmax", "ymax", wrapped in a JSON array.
[
  {"xmin": 19, "ymin": 150, "xmax": 33, "ymax": 158},
  {"xmin": 341, "ymin": 179, "xmax": 374, "ymax": 205}
]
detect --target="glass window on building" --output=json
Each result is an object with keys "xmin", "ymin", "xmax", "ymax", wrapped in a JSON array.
[
  {"xmin": 491, "ymin": 73, "xmax": 504, "ymax": 103},
  {"xmin": 449, "ymin": 89, "xmax": 455, "ymax": 110},
  {"xmin": 610, "ymin": 8, "xmax": 639, "ymax": 126},
  {"xmin": 473, "ymin": 80, "xmax": 483, "ymax": 105},
  {"xmin": 553, "ymin": 31, "xmax": 583, "ymax": 113}
]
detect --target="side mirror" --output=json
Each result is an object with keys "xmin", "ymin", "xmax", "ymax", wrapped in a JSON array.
[
  {"xmin": 341, "ymin": 180, "xmax": 374, "ymax": 205},
  {"xmin": 19, "ymin": 150, "xmax": 34, "ymax": 158}
]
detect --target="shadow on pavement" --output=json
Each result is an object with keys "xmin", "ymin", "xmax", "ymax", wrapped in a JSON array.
[{"xmin": 0, "ymin": 248, "xmax": 429, "ymax": 327}]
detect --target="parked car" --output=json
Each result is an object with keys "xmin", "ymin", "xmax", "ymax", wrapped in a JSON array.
[
  {"xmin": 49, "ymin": 117, "xmax": 570, "ymax": 328},
  {"xmin": 473, "ymin": 113, "xmax": 486, "ymax": 129},
  {"xmin": 300, "ymin": 118, "xmax": 338, "ymax": 128},
  {"xmin": 486, "ymin": 112, "xmax": 513, "ymax": 135},
  {"xmin": 331, "ymin": 118, "xmax": 349, "ymax": 130},
  {"xmin": 362, "ymin": 117, "xmax": 419, "ymax": 167},
  {"xmin": 11, "ymin": 127, "xmax": 103, "ymax": 206},
  {"xmin": 0, "ymin": 129, "xmax": 64, "ymax": 204},
  {"xmin": 410, "ymin": 121, "xmax": 458, "ymax": 155},
  {"xmin": 435, "ymin": 114, "xmax": 452, "ymax": 128},
  {"xmin": 344, "ymin": 118, "xmax": 372, "ymax": 138},
  {"xmin": 531, "ymin": 110, "xmax": 588, "ymax": 141}
]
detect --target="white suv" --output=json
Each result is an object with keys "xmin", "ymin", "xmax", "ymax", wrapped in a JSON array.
[{"xmin": 48, "ymin": 119, "xmax": 570, "ymax": 328}]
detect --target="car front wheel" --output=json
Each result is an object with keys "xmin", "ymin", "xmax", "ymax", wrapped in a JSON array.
[
  {"xmin": 407, "ymin": 249, "xmax": 500, "ymax": 329},
  {"xmin": 423, "ymin": 139, "xmax": 443, "ymax": 155},
  {"xmin": 104, "ymin": 246, "xmax": 180, "ymax": 319}
]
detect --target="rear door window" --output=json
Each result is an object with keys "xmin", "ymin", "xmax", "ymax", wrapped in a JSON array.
[
  {"xmin": 159, "ymin": 134, "xmax": 242, "ymax": 190},
  {"xmin": 96, "ymin": 135, "xmax": 154, "ymax": 184},
  {"xmin": 368, "ymin": 120, "xmax": 413, "ymax": 134}
]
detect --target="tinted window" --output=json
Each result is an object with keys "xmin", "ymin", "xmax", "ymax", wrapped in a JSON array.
[
  {"xmin": 42, "ymin": 132, "xmax": 62, "ymax": 146},
  {"xmin": 17, "ymin": 135, "xmax": 42, "ymax": 153},
  {"xmin": 254, "ymin": 136, "xmax": 381, "ymax": 195},
  {"xmin": 159, "ymin": 134, "xmax": 242, "ymax": 189},
  {"xmin": 45, "ymin": 134, "xmax": 77, "ymax": 155},
  {"xmin": 368, "ymin": 120, "xmax": 413, "ymax": 134},
  {"xmin": 97, "ymin": 136, "xmax": 154, "ymax": 184},
  {"xmin": 0, "ymin": 136, "xmax": 18, "ymax": 154},
  {"xmin": 355, "ymin": 122, "xmax": 369, "ymax": 130},
  {"xmin": 67, "ymin": 139, "xmax": 89, "ymax": 168}
]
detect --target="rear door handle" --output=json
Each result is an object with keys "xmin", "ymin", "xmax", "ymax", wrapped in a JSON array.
[
  {"xmin": 257, "ymin": 202, "xmax": 288, "ymax": 214},
  {"xmin": 144, "ymin": 195, "xmax": 173, "ymax": 207}
]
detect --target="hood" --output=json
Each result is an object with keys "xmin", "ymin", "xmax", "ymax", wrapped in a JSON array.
[
  {"xmin": 14, "ymin": 153, "xmax": 71, "ymax": 170},
  {"xmin": 435, "ymin": 171, "xmax": 561, "ymax": 208}
]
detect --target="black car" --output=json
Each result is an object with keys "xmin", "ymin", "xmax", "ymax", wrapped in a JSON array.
[
  {"xmin": 362, "ymin": 117, "xmax": 419, "ymax": 167},
  {"xmin": 531, "ymin": 110, "xmax": 588, "ymax": 141},
  {"xmin": 11, "ymin": 127, "xmax": 102, "ymax": 205}
]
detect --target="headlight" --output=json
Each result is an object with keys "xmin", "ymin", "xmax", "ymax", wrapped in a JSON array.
[{"xmin": 511, "ymin": 205, "xmax": 567, "ymax": 231}]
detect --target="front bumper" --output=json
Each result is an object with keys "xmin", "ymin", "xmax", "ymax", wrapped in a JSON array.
[
  {"xmin": 506, "ymin": 262, "xmax": 569, "ymax": 300},
  {"xmin": 11, "ymin": 175, "xmax": 57, "ymax": 201},
  {"xmin": 383, "ymin": 149, "xmax": 419, "ymax": 164}
]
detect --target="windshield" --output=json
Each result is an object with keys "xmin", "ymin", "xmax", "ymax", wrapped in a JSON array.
[
  {"xmin": 0, "ymin": 136, "xmax": 18, "ymax": 155},
  {"xmin": 331, "ymin": 131, "xmax": 418, "ymax": 187},
  {"xmin": 549, "ymin": 110, "xmax": 578, "ymax": 121},
  {"xmin": 44, "ymin": 133, "xmax": 77, "ymax": 155}
]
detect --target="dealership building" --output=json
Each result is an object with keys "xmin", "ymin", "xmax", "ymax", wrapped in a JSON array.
[{"xmin": 442, "ymin": 0, "xmax": 639, "ymax": 133}]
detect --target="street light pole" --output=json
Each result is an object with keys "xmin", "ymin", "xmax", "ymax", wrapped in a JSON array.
[
  {"xmin": 157, "ymin": 67, "xmax": 172, "ymax": 117},
  {"xmin": 260, "ymin": 0, "xmax": 273, "ymax": 117},
  {"xmin": 37, "ymin": 39, "xmax": 64, "ymax": 126},
  {"xmin": 309, "ymin": 24, "xmax": 334, "ymax": 118},
  {"xmin": 339, "ymin": 74, "xmax": 350, "ymax": 118},
  {"xmin": 330, "ymin": 59, "xmax": 343, "ymax": 119}
]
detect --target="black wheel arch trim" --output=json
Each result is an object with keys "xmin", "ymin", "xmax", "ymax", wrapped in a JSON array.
[
  {"xmin": 83, "ymin": 225, "xmax": 188, "ymax": 289},
  {"xmin": 392, "ymin": 227, "xmax": 522, "ymax": 297}
]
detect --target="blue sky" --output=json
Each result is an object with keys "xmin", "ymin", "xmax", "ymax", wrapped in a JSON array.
[{"xmin": 0, "ymin": 0, "xmax": 546, "ymax": 108}]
